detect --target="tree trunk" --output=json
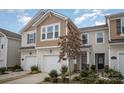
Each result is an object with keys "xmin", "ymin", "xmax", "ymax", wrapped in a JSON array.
[{"xmin": 68, "ymin": 58, "xmax": 71, "ymax": 83}]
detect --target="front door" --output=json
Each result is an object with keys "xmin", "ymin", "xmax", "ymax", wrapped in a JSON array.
[{"xmin": 95, "ymin": 53, "xmax": 104, "ymax": 69}]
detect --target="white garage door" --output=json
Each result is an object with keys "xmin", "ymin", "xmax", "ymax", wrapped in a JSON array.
[
  {"xmin": 25, "ymin": 56, "xmax": 37, "ymax": 70},
  {"xmin": 119, "ymin": 53, "xmax": 124, "ymax": 75},
  {"xmin": 44, "ymin": 55, "xmax": 61, "ymax": 73}
]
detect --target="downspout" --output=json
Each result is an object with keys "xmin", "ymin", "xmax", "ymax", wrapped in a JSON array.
[{"xmin": 107, "ymin": 18, "xmax": 111, "ymax": 69}]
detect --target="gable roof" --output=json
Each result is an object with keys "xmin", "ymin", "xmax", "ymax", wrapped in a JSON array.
[
  {"xmin": 20, "ymin": 9, "xmax": 69, "ymax": 33},
  {"xmin": 0, "ymin": 28, "xmax": 21, "ymax": 39}
]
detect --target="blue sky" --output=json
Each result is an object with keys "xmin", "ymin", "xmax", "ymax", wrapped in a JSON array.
[{"xmin": 0, "ymin": 9, "xmax": 124, "ymax": 33}]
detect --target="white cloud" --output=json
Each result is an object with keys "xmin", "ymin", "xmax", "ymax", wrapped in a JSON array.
[
  {"xmin": 74, "ymin": 9, "xmax": 80, "ymax": 14},
  {"xmin": 74, "ymin": 16, "xmax": 85, "ymax": 24},
  {"xmin": 0, "ymin": 9, "xmax": 31, "ymax": 25},
  {"xmin": 74, "ymin": 9, "xmax": 108, "ymax": 25},
  {"xmin": 95, "ymin": 20, "xmax": 105, "ymax": 25},
  {"xmin": 17, "ymin": 15, "xmax": 31, "ymax": 25}
]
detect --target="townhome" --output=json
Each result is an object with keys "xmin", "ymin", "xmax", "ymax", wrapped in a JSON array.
[
  {"xmin": 20, "ymin": 10, "xmax": 124, "ymax": 75},
  {"xmin": 106, "ymin": 13, "xmax": 124, "ymax": 75},
  {"xmin": 76, "ymin": 25, "xmax": 109, "ymax": 71},
  {"xmin": 20, "ymin": 10, "xmax": 79, "ymax": 73},
  {"xmin": 0, "ymin": 28, "xmax": 21, "ymax": 68}
]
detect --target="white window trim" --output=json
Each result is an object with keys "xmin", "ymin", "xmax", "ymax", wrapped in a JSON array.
[
  {"xmin": 26, "ymin": 31, "xmax": 35, "ymax": 44},
  {"xmin": 40, "ymin": 23, "xmax": 60, "ymax": 41},
  {"xmin": 95, "ymin": 31, "xmax": 104, "ymax": 44},
  {"xmin": 120, "ymin": 17, "xmax": 124, "ymax": 36},
  {"xmin": 82, "ymin": 33, "xmax": 89, "ymax": 45}
]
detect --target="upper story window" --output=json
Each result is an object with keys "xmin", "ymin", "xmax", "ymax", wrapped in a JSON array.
[
  {"xmin": 0, "ymin": 37, "xmax": 2, "ymax": 44},
  {"xmin": 42, "ymin": 28, "xmax": 46, "ymax": 40},
  {"xmin": 27, "ymin": 33, "xmax": 35, "ymax": 44},
  {"xmin": 41, "ymin": 23, "xmax": 60, "ymax": 40},
  {"xmin": 47, "ymin": 26, "xmax": 53, "ymax": 39},
  {"xmin": 0, "ymin": 37, "xmax": 3, "ymax": 49},
  {"xmin": 55, "ymin": 25, "xmax": 59, "ymax": 38},
  {"xmin": 116, "ymin": 18, "xmax": 124, "ymax": 35},
  {"xmin": 121, "ymin": 18, "xmax": 124, "ymax": 34},
  {"xmin": 82, "ymin": 33, "xmax": 89, "ymax": 45},
  {"xmin": 96, "ymin": 32, "xmax": 104, "ymax": 44}
]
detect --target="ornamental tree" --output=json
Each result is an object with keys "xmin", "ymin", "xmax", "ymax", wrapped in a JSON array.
[{"xmin": 58, "ymin": 22, "xmax": 81, "ymax": 81}]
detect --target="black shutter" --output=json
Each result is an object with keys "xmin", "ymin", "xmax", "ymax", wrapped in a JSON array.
[
  {"xmin": 34, "ymin": 33, "xmax": 35, "ymax": 43},
  {"xmin": 27, "ymin": 34, "xmax": 29, "ymax": 44},
  {"xmin": 116, "ymin": 19, "xmax": 121, "ymax": 34}
]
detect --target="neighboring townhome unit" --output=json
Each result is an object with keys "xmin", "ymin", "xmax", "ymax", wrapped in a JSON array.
[
  {"xmin": 106, "ymin": 13, "xmax": 124, "ymax": 75},
  {"xmin": 76, "ymin": 25, "xmax": 109, "ymax": 71},
  {"xmin": 20, "ymin": 10, "xmax": 79, "ymax": 73},
  {"xmin": 0, "ymin": 28, "xmax": 21, "ymax": 68}
]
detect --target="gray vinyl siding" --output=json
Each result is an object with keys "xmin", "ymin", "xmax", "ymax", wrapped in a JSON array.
[
  {"xmin": 7, "ymin": 38, "xmax": 21, "ymax": 67},
  {"xmin": 81, "ymin": 28, "xmax": 109, "ymax": 66}
]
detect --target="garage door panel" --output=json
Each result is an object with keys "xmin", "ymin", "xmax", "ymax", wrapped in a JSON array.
[
  {"xmin": 44, "ymin": 55, "xmax": 61, "ymax": 73},
  {"xmin": 119, "ymin": 53, "xmax": 124, "ymax": 75},
  {"xmin": 25, "ymin": 56, "xmax": 37, "ymax": 70}
]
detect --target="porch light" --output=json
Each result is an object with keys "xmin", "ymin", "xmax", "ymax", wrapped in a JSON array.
[
  {"xmin": 29, "ymin": 52, "xmax": 32, "ymax": 55},
  {"xmin": 21, "ymin": 58, "xmax": 24, "ymax": 61}
]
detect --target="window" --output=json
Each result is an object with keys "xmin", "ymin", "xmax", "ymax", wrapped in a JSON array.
[
  {"xmin": 27, "ymin": 33, "xmax": 35, "ymax": 44},
  {"xmin": 82, "ymin": 33, "xmax": 88, "ymax": 45},
  {"xmin": 55, "ymin": 25, "xmax": 59, "ymax": 38},
  {"xmin": 42, "ymin": 28, "xmax": 46, "ymax": 40},
  {"xmin": 47, "ymin": 26, "xmax": 53, "ymax": 39},
  {"xmin": 121, "ymin": 18, "xmax": 124, "ymax": 34},
  {"xmin": 41, "ymin": 23, "xmax": 60, "ymax": 40},
  {"xmin": 0, "ymin": 37, "xmax": 2, "ymax": 44},
  {"xmin": 96, "ymin": 32, "xmax": 104, "ymax": 44}
]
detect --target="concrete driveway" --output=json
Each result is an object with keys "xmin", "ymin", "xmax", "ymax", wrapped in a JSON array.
[
  {"xmin": 0, "ymin": 71, "xmax": 29, "ymax": 80},
  {"xmin": 4, "ymin": 73, "xmax": 48, "ymax": 84}
]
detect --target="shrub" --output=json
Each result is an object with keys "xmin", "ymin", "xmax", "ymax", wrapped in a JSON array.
[
  {"xmin": 110, "ymin": 79, "xmax": 123, "ymax": 84},
  {"xmin": 49, "ymin": 70, "xmax": 58, "ymax": 78},
  {"xmin": 81, "ymin": 77, "xmax": 95, "ymax": 84},
  {"xmin": 12, "ymin": 65, "xmax": 22, "ymax": 72},
  {"xmin": 72, "ymin": 76, "xmax": 81, "ymax": 81},
  {"xmin": 95, "ymin": 78, "xmax": 111, "ymax": 84},
  {"xmin": 49, "ymin": 70, "xmax": 58, "ymax": 83},
  {"xmin": 44, "ymin": 77, "xmax": 51, "ymax": 82},
  {"xmin": 91, "ymin": 65, "xmax": 96, "ymax": 71},
  {"xmin": 104, "ymin": 65, "xmax": 109, "ymax": 73},
  {"xmin": 95, "ymin": 78, "xmax": 123, "ymax": 84},
  {"xmin": 30, "ymin": 66, "xmax": 40, "ymax": 74},
  {"xmin": 80, "ymin": 70, "xmax": 91, "ymax": 77},
  {"xmin": 80, "ymin": 69, "xmax": 98, "ymax": 83},
  {"xmin": 60, "ymin": 65, "xmax": 68, "ymax": 83},
  {"xmin": 61, "ymin": 65, "xmax": 68, "ymax": 74},
  {"xmin": 13, "ymin": 65, "xmax": 21, "ymax": 69},
  {"xmin": 105, "ymin": 69, "xmax": 123, "ymax": 79},
  {"xmin": 0, "ymin": 67, "xmax": 6, "ymax": 74},
  {"xmin": 31, "ymin": 66, "xmax": 39, "ymax": 72}
]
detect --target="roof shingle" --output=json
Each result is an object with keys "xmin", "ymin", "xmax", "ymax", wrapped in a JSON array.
[{"xmin": 0, "ymin": 28, "xmax": 21, "ymax": 39}]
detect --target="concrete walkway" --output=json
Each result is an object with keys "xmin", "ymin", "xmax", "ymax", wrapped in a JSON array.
[
  {"xmin": 4, "ymin": 73, "xmax": 48, "ymax": 84},
  {"xmin": 0, "ymin": 71, "xmax": 29, "ymax": 80}
]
